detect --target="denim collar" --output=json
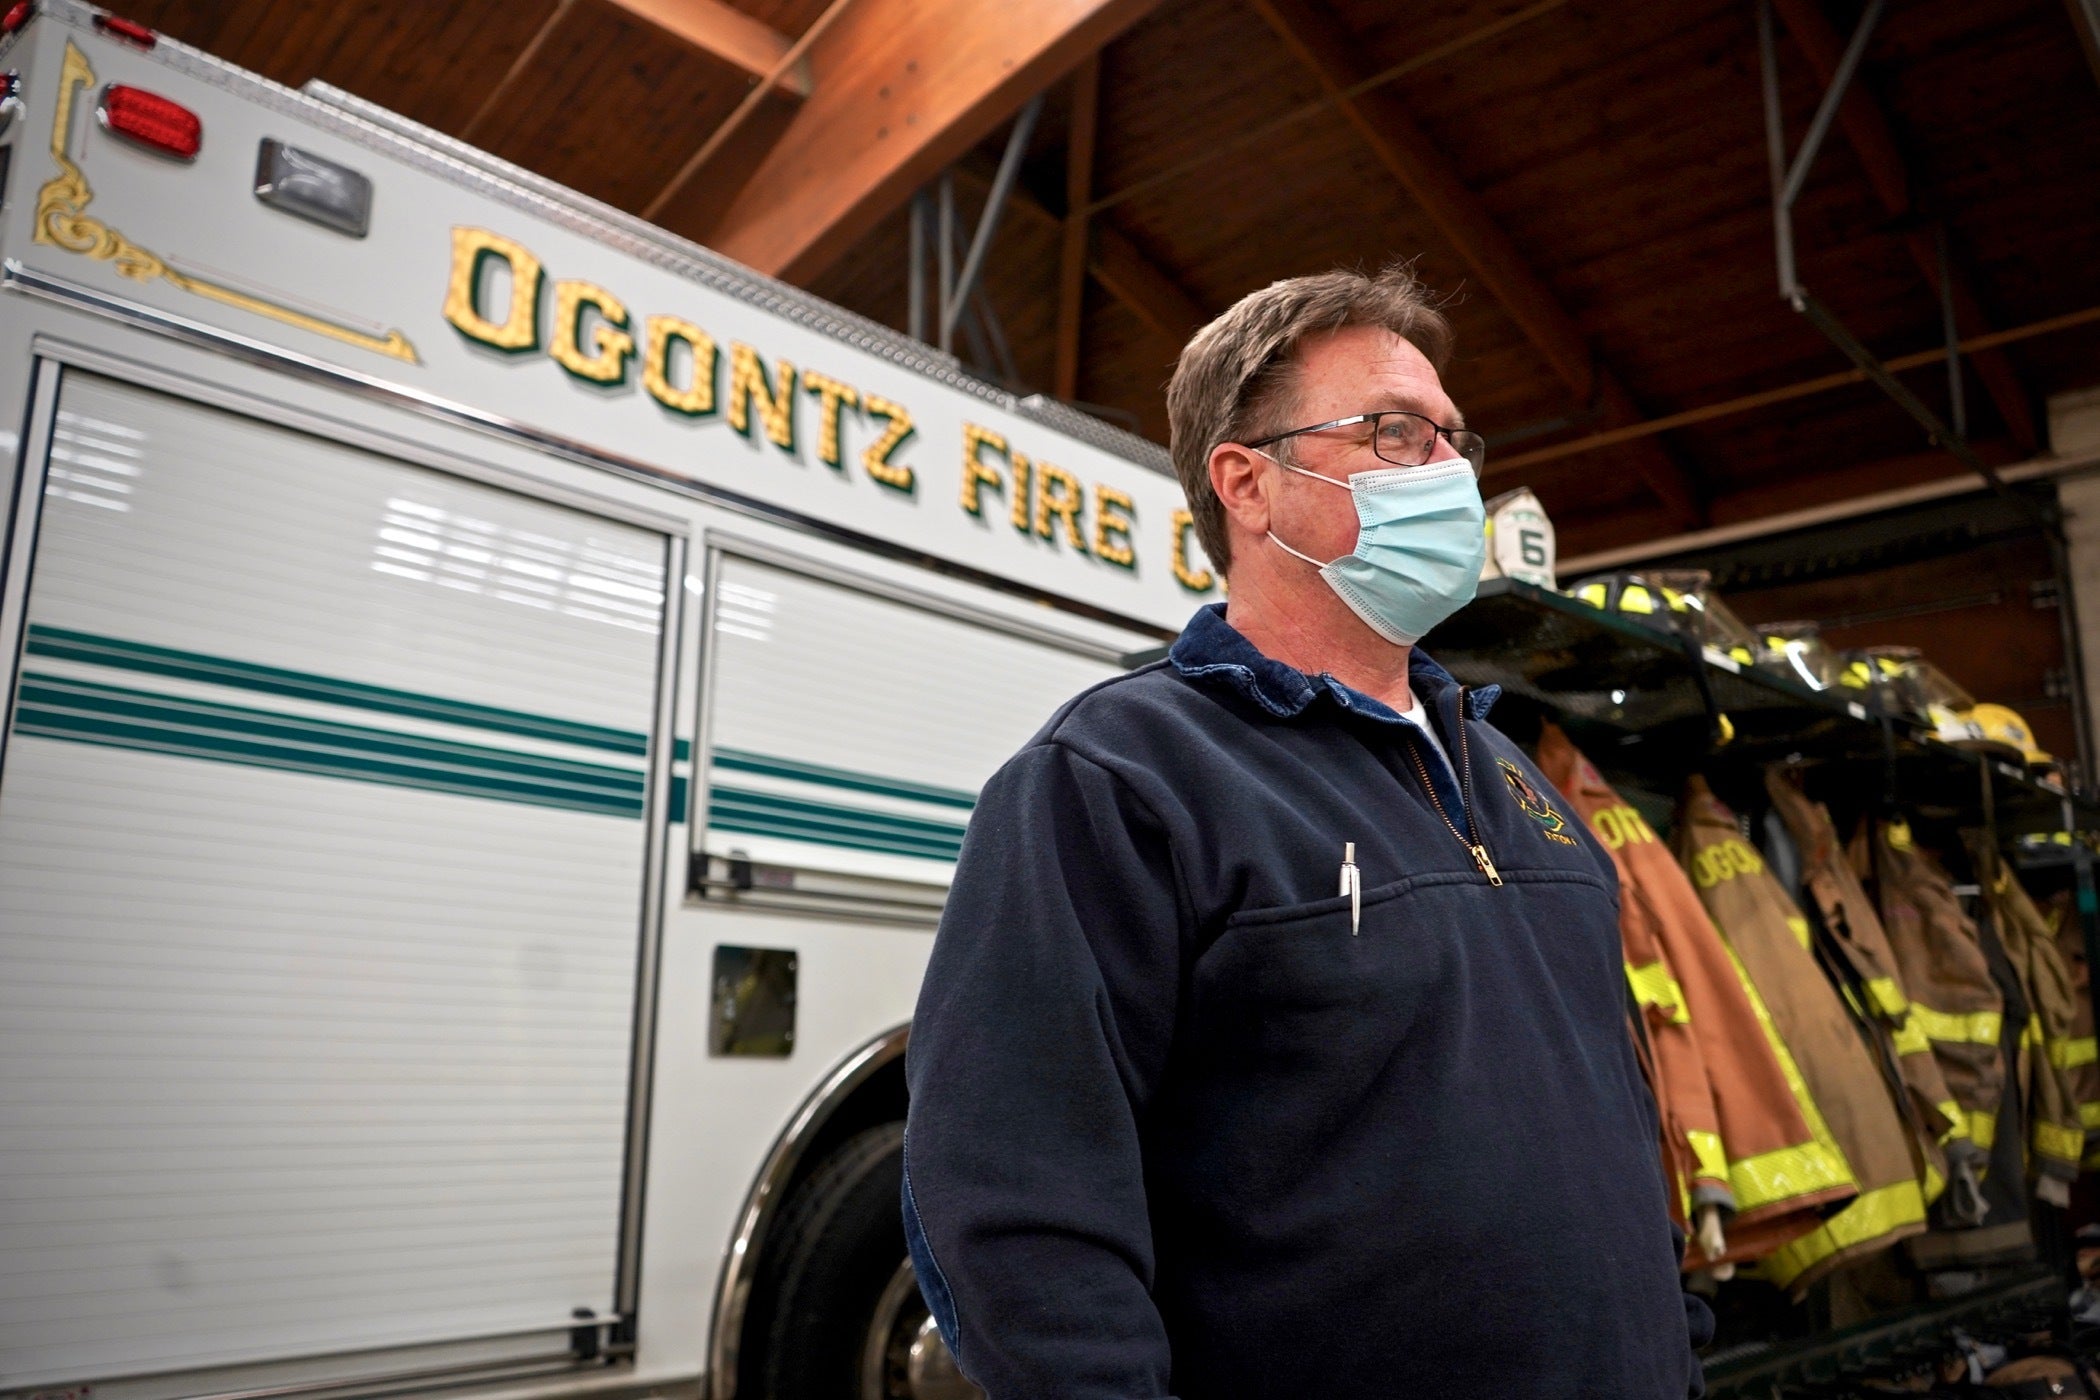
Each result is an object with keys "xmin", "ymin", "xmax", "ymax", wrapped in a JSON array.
[{"xmin": 1166, "ymin": 603, "xmax": 1500, "ymax": 724}]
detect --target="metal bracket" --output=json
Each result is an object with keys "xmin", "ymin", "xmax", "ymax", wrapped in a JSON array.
[
  {"xmin": 1756, "ymin": 0, "xmax": 2034, "ymax": 518},
  {"xmin": 905, "ymin": 96, "xmax": 1047, "ymax": 365},
  {"xmin": 1758, "ymin": 0, "xmax": 2096, "ymax": 787},
  {"xmin": 944, "ymin": 94, "xmax": 1044, "ymax": 349}
]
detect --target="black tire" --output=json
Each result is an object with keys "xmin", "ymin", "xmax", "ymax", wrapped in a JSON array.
[{"xmin": 753, "ymin": 1122, "xmax": 910, "ymax": 1399}]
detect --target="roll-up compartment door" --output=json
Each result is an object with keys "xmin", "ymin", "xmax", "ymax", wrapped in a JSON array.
[
  {"xmin": 0, "ymin": 372, "xmax": 670, "ymax": 1386},
  {"xmin": 697, "ymin": 551, "xmax": 1131, "ymax": 889}
]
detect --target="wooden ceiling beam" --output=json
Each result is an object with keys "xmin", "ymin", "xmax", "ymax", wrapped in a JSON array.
[
  {"xmin": 694, "ymin": 0, "xmax": 1164, "ymax": 283},
  {"xmin": 1771, "ymin": 0, "xmax": 2039, "ymax": 453},
  {"xmin": 1244, "ymin": 0, "xmax": 1705, "ymax": 530},
  {"xmin": 458, "ymin": 0, "xmax": 578, "ymax": 146},
  {"xmin": 966, "ymin": 165, "xmax": 1209, "ymax": 350},
  {"xmin": 597, "ymin": 0, "xmax": 811, "ymax": 96},
  {"xmin": 1055, "ymin": 57, "xmax": 1101, "ymax": 401},
  {"xmin": 1088, "ymin": 220, "xmax": 1208, "ymax": 345}
]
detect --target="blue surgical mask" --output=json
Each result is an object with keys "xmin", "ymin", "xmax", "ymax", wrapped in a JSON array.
[{"xmin": 1264, "ymin": 454, "xmax": 1488, "ymax": 645}]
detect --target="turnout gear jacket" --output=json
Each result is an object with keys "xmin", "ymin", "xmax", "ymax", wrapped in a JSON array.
[
  {"xmin": 1850, "ymin": 819, "xmax": 2005, "ymax": 1161},
  {"xmin": 1539, "ymin": 728, "xmax": 1846, "ymax": 1266},
  {"xmin": 1764, "ymin": 770, "xmax": 1965, "ymax": 1193},
  {"xmin": 1675, "ymin": 777, "xmax": 1925, "ymax": 1295},
  {"xmin": 2045, "ymin": 890, "xmax": 2100, "ymax": 1168},
  {"xmin": 1972, "ymin": 839, "xmax": 2085, "ymax": 1188}
]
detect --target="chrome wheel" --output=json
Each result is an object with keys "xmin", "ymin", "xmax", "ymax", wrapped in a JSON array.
[{"xmin": 858, "ymin": 1257, "xmax": 981, "ymax": 1400}]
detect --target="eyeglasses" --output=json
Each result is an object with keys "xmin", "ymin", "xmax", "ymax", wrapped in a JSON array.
[{"xmin": 1246, "ymin": 411, "xmax": 1487, "ymax": 477}]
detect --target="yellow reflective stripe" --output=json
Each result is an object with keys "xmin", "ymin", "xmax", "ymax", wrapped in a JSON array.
[
  {"xmin": 1922, "ymin": 1159, "xmax": 1945, "ymax": 1206},
  {"xmin": 1969, "ymin": 1110, "xmax": 1998, "ymax": 1150},
  {"xmin": 1935, "ymin": 1100, "xmax": 1965, "ymax": 1146},
  {"xmin": 1625, "ymin": 960, "xmax": 1689, "ymax": 1023},
  {"xmin": 1785, "ymin": 915, "xmax": 1812, "ymax": 950},
  {"xmin": 2024, "ymin": 1014, "xmax": 2044, "ymax": 1049},
  {"xmin": 1889, "ymin": 1015, "xmax": 1931, "ymax": 1058},
  {"xmin": 2035, "ymin": 1119, "xmax": 2084, "ymax": 1164},
  {"xmin": 1619, "ymin": 584, "xmax": 1656, "ymax": 614},
  {"xmin": 2080, "ymin": 1102, "xmax": 2100, "ymax": 1129},
  {"xmin": 1714, "ymin": 939, "xmax": 1858, "ymax": 1211},
  {"xmin": 1865, "ymin": 977, "xmax": 1909, "ymax": 1018},
  {"xmin": 1764, "ymin": 1179, "xmax": 1926, "ymax": 1286},
  {"xmin": 1908, "ymin": 1004, "xmax": 2003, "ymax": 1045},
  {"xmin": 1727, "ymin": 1138, "xmax": 1854, "ymax": 1213},
  {"xmin": 1686, "ymin": 1130, "xmax": 1728, "ymax": 1186},
  {"xmin": 2050, "ymin": 1036, "xmax": 2097, "ymax": 1070}
]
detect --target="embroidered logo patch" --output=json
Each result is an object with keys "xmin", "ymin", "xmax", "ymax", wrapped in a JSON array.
[{"xmin": 1499, "ymin": 759, "xmax": 1578, "ymax": 845}]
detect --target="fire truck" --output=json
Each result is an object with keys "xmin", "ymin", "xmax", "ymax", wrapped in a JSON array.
[{"xmin": 0, "ymin": 5, "xmax": 1210, "ymax": 1397}]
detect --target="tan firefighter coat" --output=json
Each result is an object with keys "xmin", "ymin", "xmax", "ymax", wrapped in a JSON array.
[
  {"xmin": 1850, "ymin": 819, "xmax": 2005, "ymax": 1160},
  {"xmin": 1971, "ymin": 840, "xmax": 2084, "ymax": 1187},
  {"xmin": 1764, "ymin": 770, "xmax": 1967, "ymax": 1194},
  {"xmin": 1538, "ymin": 729, "xmax": 1849, "ymax": 1267},
  {"xmin": 1676, "ymin": 776, "xmax": 1924, "ymax": 1295},
  {"xmin": 2044, "ymin": 890, "xmax": 2100, "ymax": 1168}
]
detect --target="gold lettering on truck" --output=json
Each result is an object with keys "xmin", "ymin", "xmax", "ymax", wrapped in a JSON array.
[
  {"xmin": 860, "ymin": 397, "xmax": 917, "ymax": 493},
  {"xmin": 727, "ymin": 344, "xmax": 798, "ymax": 452},
  {"xmin": 549, "ymin": 281, "xmax": 634, "ymax": 384},
  {"xmin": 444, "ymin": 228, "xmax": 544, "ymax": 353},
  {"xmin": 642, "ymin": 316, "xmax": 718, "ymax": 416},
  {"xmin": 959, "ymin": 424, "xmax": 1009, "ymax": 516},
  {"xmin": 800, "ymin": 370, "xmax": 861, "ymax": 470}
]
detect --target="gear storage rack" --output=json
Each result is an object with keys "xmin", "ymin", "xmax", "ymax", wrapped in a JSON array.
[
  {"xmin": 1421, "ymin": 578, "xmax": 2100, "ymax": 1396},
  {"xmin": 1426, "ymin": 579, "xmax": 2096, "ymax": 841}
]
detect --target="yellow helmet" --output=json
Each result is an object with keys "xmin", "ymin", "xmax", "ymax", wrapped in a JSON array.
[
  {"xmin": 1568, "ymin": 570, "xmax": 1759, "ymax": 665},
  {"xmin": 1951, "ymin": 702, "xmax": 2052, "ymax": 768},
  {"xmin": 1756, "ymin": 621, "xmax": 1838, "ymax": 690}
]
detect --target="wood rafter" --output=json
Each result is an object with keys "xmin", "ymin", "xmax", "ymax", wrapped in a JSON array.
[
  {"xmin": 1490, "ymin": 300, "xmax": 2100, "ymax": 477},
  {"xmin": 599, "ymin": 0, "xmax": 811, "ymax": 95},
  {"xmin": 1055, "ymin": 57, "xmax": 1101, "ymax": 400},
  {"xmin": 695, "ymin": 0, "xmax": 1164, "ymax": 282},
  {"xmin": 1771, "ymin": 0, "xmax": 2039, "ymax": 453},
  {"xmin": 1244, "ymin": 0, "xmax": 1706, "ymax": 530},
  {"xmin": 459, "ymin": 0, "xmax": 577, "ymax": 146},
  {"xmin": 1556, "ymin": 441, "xmax": 2026, "ymax": 562},
  {"xmin": 958, "ymin": 165, "xmax": 1209, "ymax": 350},
  {"xmin": 640, "ymin": 0, "xmax": 850, "ymax": 232}
]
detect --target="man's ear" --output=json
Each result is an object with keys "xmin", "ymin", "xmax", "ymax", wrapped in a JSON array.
[{"xmin": 1210, "ymin": 442, "xmax": 1272, "ymax": 537}]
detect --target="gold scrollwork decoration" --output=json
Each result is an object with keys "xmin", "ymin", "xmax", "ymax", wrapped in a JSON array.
[{"xmin": 30, "ymin": 41, "xmax": 419, "ymax": 365}]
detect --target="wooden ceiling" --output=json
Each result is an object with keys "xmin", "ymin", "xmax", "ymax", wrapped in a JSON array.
[{"xmin": 112, "ymin": 0, "xmax": 2100, "ymax": 559}]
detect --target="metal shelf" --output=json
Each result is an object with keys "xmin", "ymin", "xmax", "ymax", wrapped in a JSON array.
[
  {"xmin": 1700, "ymin": 1266, "xmax": 2061, "ymax": 1398},
  {"xmin": 1423, "ymin": 579, "xmax": 2100, "ymax": 836}
]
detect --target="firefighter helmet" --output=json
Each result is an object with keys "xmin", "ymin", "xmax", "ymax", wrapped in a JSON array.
[{"xmin": 1950, "ymin": 702, "xmax": 2052, "ymax": 768}]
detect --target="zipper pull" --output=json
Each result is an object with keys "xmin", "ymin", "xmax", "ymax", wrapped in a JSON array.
[
  {"xmin": 1339, "ymin": 841, "xmax": 1361, "ymax": 934},
  {"xmin": 1470, "ymin": 844, "xmax": 1503, "ymax": 887}
]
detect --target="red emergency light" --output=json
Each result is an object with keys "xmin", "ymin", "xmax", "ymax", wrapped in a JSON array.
[
  {"xmin": 93, "ymin": 13, "xmax": 155, "ymax": 48},
  {"xmin": 99, "ymin": 83, "xmax": 199, "ymax": 160},
  {"xmin": 3, "ymin": 3, "xmax": 31, "ymax": 37}
]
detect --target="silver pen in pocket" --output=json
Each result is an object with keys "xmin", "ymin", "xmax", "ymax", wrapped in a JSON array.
[{"xmin": 1339, "ymin": 842, "xmax": 1360, "ymax": 935}]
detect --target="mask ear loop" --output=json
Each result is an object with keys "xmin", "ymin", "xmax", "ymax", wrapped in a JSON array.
[
  {"xmin": 1255, "ymin": 446, "xmax": 1350, "ymax": 569},
  {"xmin": 1267, "ymin": 531, "xmax": 1329, "ymax": 569}
]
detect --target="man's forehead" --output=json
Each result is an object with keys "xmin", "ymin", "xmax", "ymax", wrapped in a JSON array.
[{"xmin": 1295, "ymin": 328, "xmax": 1460, "ymax": 419}]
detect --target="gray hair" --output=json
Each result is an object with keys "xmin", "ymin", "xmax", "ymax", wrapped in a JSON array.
[{"xmin": 1165, "ymin": 264, "xmax": 1453, "ymax": 573}]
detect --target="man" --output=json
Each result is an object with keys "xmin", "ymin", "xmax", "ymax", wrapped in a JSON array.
[{"xmin": 904, "ymin": 266, "xmax": 1709, "ymax": 1398}]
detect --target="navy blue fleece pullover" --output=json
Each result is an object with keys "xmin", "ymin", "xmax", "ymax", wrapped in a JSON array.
[{"xmin": 904, "ymin": 604, "xmax": 1709, "ymax": 1399}]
